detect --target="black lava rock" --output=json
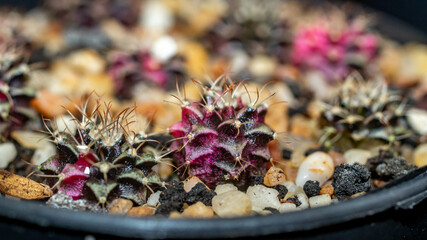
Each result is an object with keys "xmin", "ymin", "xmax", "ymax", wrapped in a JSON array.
[
  {"xmin": 332, "ymin": 163, "xmax": 371, "ymax": 200},
  {"xmin": 376, "ymin": 157, "xmax": 417, "ymax": 180},
  {"xmin": 156, "ymin": 181, "xmax": 186, "ymax": 215},
  {"xmin": 263, "ymin": 207, "xmax": 280, "ymax": 214},
  {"xmin": 304, "ymin": 147, "xmax": 327, "ymax": 156},
  {"xmin": 250, "ymin": 175, "xmax": 265, "ymax": 186},
  {"xmin": 186, "ymin": 183, "xmax": 216, "ymax": 206},
  {"xmin": 287, "ymin": 197, "xmax": 301, "ymax": 207},
  {"xmin": 282, "ymin": 149, "xmax": 293, "ymax": 159},
  {"xmin": 367, "ymin": 151, "xmax": 417, "ymax": 180},
  {"xmin": 303, "ymin": 180, "xmax": 321, "ymax": 198},
  {"xmin": 274, "ymin": 185, "xmax": 288, "ymax": 200}
]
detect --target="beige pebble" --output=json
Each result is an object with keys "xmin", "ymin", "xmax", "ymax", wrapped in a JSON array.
[
  {"xmin": 214, "ymin": 184, "xmax": 238, "ymax": 195},
  {"xmin": 320, "ymin": 184, "xmax": 334, "ymax": 196},
  {"xmin": 247, "ymin": 185, "xmax": 281, "ymax": 212},
  {"xmin": 344, "ymin": 149, "xmax": 371, "ymax": 165},
  {"xmin": 181, "ymin": 202, "xmax": 214, "ymax": 218},
  {"xmin": 127, "ymin": 206, "xmax": 155, "ymax": 217},
  {"xmin": 282, "ymin": 181, "xmax": 297, "ymax": 193},
  {"xmin": 309, "ymin": 194, "xmax": 332, "ymax": 208},
  {"xmin": 296, "ymin": 152, "xmax": 334, "ymax": 187},
  {"xmin": 264, "ymin": 166, "xmax": 287, "ymax": 187},
  {"xmin": 0, "ymin": 142, "xmax": 17, "ymax": 169},
  {"xmin": 414, "ymin": 143, "xmax": 427, "ymax": 167},
  {"xmin": 32, "ymin": 143, "xmax": 57, "ymax": 165},
  {"xmin": 212, "ymin": 190, "xmax": 252, "ymax": 217},
  {"xmin": 108, "ymin": 198, "xmax": 133, "ymax": 215}
]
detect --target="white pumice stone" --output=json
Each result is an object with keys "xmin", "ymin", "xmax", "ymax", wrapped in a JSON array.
[
  {"xmin": 0, "ymin": 142, "xmax": 17, "ymax": 169},
  {"xmin": 282, "ymin": 181, "xmax": 297, "ymax": 193},
  {"xmin": 278, "ymin": 203, "xmax": 297, "ymax": 213},
  {"xmin": 296, "ymin": 152, "xmax": 334, "ymax": 187},
  {"xmin": 309, "ymin": 194, "xmax": 332, "ymax": 208},
  {"xmin": 246, "ymin": 185, "xmax": 281, "ymax": 212},
  {"xmin": 214, "ymin": 184, "xmax": 238, "ymax": 195},
  {"xmin": 146, "ymin": 191, "xmax": 161, "ymax": 207}
]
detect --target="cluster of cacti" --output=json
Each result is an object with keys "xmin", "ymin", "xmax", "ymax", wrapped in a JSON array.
[
  {"xmin": 45, "ymin": 0, "xmax": 141, "ymax": 28},
  {"xmin": 168, "ymin": 76, "xmax": 276, "ymax": 188},
  {"xmin": 108, "ymin": 51, "xmax": 186, "ymax": 99},
  {"xmin": 319, "ymin": 75, "xmax": 413, "ymax": 151},
  {"xmin": 204, "ymin": 0, "xmax": 290, "ymax": 58},
  {"xmin": 39, "ymin": 100, "xmax": 164, "ymax": 207},
  {"xmin": 291, "ymin": 18, "xmax": 379, "ymax": 83},
  {"xmin": 0, "ymin": 44, "xmax": 36, "ymax": 140}
]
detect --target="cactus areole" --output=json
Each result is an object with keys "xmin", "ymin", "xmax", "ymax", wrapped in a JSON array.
[{"xmin": 169, "ymin": 77, "xmax": 276, "ymax": 188}]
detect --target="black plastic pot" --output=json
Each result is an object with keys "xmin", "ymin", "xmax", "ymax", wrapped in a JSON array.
[
  {"xmin": 1, "ymin": 1, "xmax": 427, "ymax": 240},
  {"xmin": 0, "ymin": 166, "xmax": 426, "ymax": 240}
]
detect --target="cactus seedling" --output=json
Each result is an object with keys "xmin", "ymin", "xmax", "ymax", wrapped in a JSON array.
[
  {"xmin": 319, "ymin": 75, "xmax": 413, "ymax": 151},
  {"xmin": 39, "ymin": 99, "xmax": 165, "ymax": 208},
  {"xmin": 0, "ymin": 44, "xmax": 36, "ymax": 139},
  {"xmin": 168, "ymin": 76, "xmax": 276, "ymax": 188}
]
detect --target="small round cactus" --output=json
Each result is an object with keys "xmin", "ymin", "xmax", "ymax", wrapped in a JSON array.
[
  {"xmin": 168, "ymin": 76, "xmax": 276, "ymax": 188},
  {"xmin": 39, "ymin": 99, "xmax": 165, "ymax": 208},
  {"xmin": 291, "ymin": 18, "xmax": 379, "ymax": 83},
  {"xmin": 319, "ymin": 75, "xmax": 413, "ymax": 151},
  {"xmin": 108, "ymin": 51, "xmax": 186, "ymax": 99},
  {"xmin": 0, "ymin": 45, "xmax": 36, "ymax": 139}
]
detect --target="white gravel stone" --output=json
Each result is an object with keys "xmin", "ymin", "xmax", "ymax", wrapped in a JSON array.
[
  {"xmin": 246, "ymin": 185, "xmax": 281, "ymax": 212},
  {"xmin": 407, "ymin": 108, "xmax": 427, "ymax": 135},
  {"xmin": 309, "ymin": 194, "xmax": 332, "ymax": 208},
  {"xmin": 278, "ymin": 203, "xmax": 297, "ymax": 213},
  {"xmin": 146, "ymin": 191, "xmax": 161, "ymax": 207},
  {"xmin": 0, "ymin": 142, "xmax": 17, "ymax": 169},
  {"xmin": 296, "ymin": 152, "xmax": 334, "ymax": 187},
  {"xmin": 295, "ymin": 192, "xmax": 309, "ymax": 210},
  {"xmin": 344, "ymin": 149, "xmax": 371, "ymax": 165},
  {"xmin": 212, "ymin": 190, "xmax": 252, "ymax": 217},
  {"xmin": 54, "ymin": 115, "xmax": 77, "ymax": 135},
  {"xmin": 282, "ymin": 181, "xmax": 297, "ymax": 194},
  {"xmin": 214, "ymin": 184, "xmax": 238, "ymax": 195},
  {"xmin": 32, "ymin": 143, "xmax": 57, "ymax": 165}
]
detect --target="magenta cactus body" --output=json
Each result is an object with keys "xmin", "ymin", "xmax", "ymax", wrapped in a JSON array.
[
  {"xmin": 169, "ymin": 78, "xmax": 275, "ymax": 188},
  {"xmin": 291, "ymin": 22, "xmax": 379, "ymax": 83},
  {"xmin": 108, "ymin": 51, "xmax": 169, "ymax": 99}
]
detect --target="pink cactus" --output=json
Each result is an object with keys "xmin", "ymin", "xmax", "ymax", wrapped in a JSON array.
[
  {"xmin": 108, "ymin": 51, "xmax": 168, "ymax": 99},
  {"xmin": 291, "ymin": 22, "xmax": 379, "ymax": 83},
  {"xmin": 169, "ymin": 77, "xmax": 275, "ymax": 188}
]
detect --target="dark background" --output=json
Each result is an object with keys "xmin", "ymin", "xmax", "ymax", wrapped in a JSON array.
[{"xmin": 2, "ymin": 0, "xmax": 427, "ymax": 34}]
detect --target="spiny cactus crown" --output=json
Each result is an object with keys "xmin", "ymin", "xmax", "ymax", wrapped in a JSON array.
[
  {"xmin": 319, "ymin": 75, "xmax": 412, "ymax": 150},
  {"xmin": 169, "ymin": 76, "xmax": 276, "ymax": 188},
  {"xmin": 39, "ymin": 99, "xmax": 165, "ymax": 208},
  {"xmin": 0, "ymin": 44, "xmax": 36, "ymax": 139}
]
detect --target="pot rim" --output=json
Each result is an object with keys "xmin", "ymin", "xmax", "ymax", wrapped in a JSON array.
[{"xmin": 0, "ymin": 166, "xmax": 426, "ymax": 239}]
